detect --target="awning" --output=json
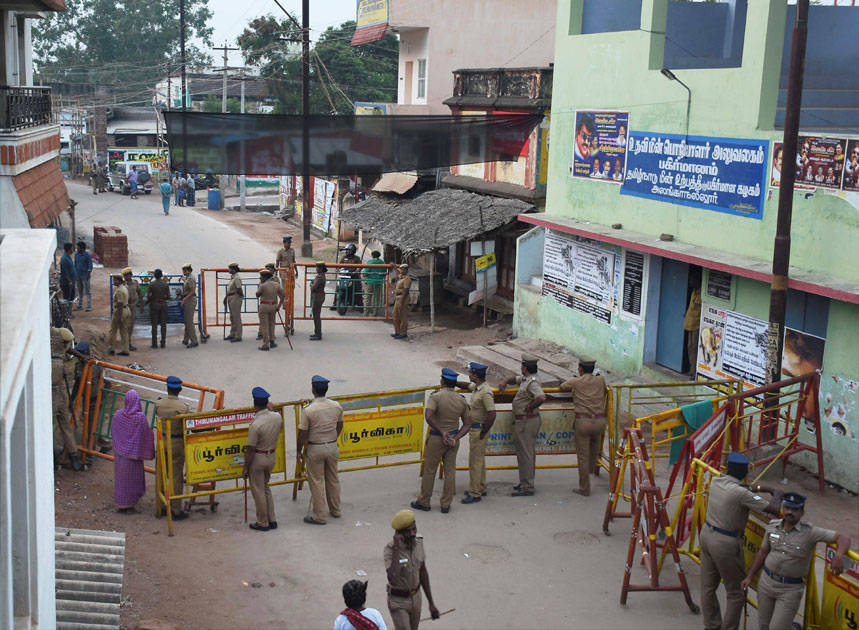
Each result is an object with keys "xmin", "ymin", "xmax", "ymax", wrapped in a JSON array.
[
  {"xmin": 13, "ymin": 160, "xmax": 70, "ymax": 228},
  {"xmin": 351, "ymin": 23, "xmax": 388, "ymax": 46},
  {"xmin": 372, "ymin": 172, "xmax": 417, "ymax": 194},
  {"xmin": 520, "ymin": 213, "xmax": 859, "ymax": 304},
  {"xmin": 344, "ymin": 188, "xmax": 534, "ymax": 253}
]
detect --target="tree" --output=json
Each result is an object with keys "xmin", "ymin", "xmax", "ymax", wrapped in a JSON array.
[
  {"xmin": 201, "ymin": 96, "xmax": 241, "ymax": 113},
  {"xmin": 236, "ymin": 14, "xmax": 303, "ymax": 114}
]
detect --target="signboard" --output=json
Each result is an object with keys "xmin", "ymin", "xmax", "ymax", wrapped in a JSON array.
[
  {"xmin": 706, "ymin": 270, "xmax": 733, "ymax": 301},
  {"xmin": 352, "ymin": 0, "xmax": 389, "ymax": 46},
  {"xmin": 468, "ymin": 252, "xmax": 498, "ymax": 305},
  {"xmin": 185, "ymin": 427, "xmax": 286, "ymax": 484},
  {"xmin": 485, "ymin": 409, "xmax": 575, "ymax": 456},
  {"xmin": 621, "ymin": 132, "xmax": 768, "ymax": 219},
  {"xmin": 621, "ymin": 250, "xmax": 645, "ymax": 318},
  {"xmin": 108, "ymin": 148, "xmax": 169, "ymax": 177},
  {"xmin": 691, "ymin": 406, "xmax": 725, "ymax": 457},
  {"xmin": 355, "ymin": 102, "xmax": 391, "ymax": 116},
  {"xmin": 820, "ymin": 564, "xmax": 859, "ymax": 630},
  {"xmin": 312, "ymin": 178, "xmax": 336, "ymax": 234},
  {"xmin": 185, "ymin": 410, "xmax": 255, "ymax": 431},
  {"xmin": 571, "ymin": 110, "xmax": 629, "ymax": 183},
  {"xmin": 740, "ymin": 514, "xmax": 768, "ymax": 590},
  {"xmin": 542, "ymin": 231, "xmax": 616, "ymax": 325},
  {"xmin": 338, "ymin": 406, "xmax": 424, "ymax": 460}
]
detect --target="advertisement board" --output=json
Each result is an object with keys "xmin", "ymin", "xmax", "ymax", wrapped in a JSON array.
[
  {"xmin": 185, "ymin": 427, "xmax": 286, "ymax": 484},
  {"xmin": 338, "ymin": 406, "xmax": 424, "ymax": 461},
  {"xmin": 108, "ymin": 148, "xmax": 169, "ymax": 177},
  {"xmin": 485, "ymin": 409, "xmax": 575, "ymax": 456},
  {"xmin": 312, "ymin": 178, "xmax": 336, "ymax": 234},
  {"xmin": 571, "ymin": 110, "xmax": 629, "ymax": 183}
]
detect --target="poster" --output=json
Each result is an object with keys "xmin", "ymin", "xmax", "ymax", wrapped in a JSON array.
[
  {"xmin": 485, "ymin": 410, "xmax": 575, "ymax": 456},
  {"xmin": 468, "ymin": 252, "xmax": 497, "ymax": 306},
  {"xmin": 706, "ymin": 270, "xmax": 732, "ymax": 301},
  {"xmin": 844, "ymin": 140, "xmax": 859, "ymax": 192},
  {"xmin": 571, "ymin": 110, "xmax": 629, "ymax": 183},
  {"xmin": 108, "ymin": 148, "xmax": 169, "ymax": 176},
  {"xmin": 338, "ymin": 406, "xmax": 424, "ymax": 460},
  {"xmin": 793, "ymin": 136, "xmax": 847, "ymax": 190},
  {"xmin": 621, "ymin": 250, "xmax": 645, "ymax": 318},
  {"xmin": 820, "ymin": 375, "xmax": 858, "ymax": 440},
  {"xmin": 621, "ymin": 132, "xmax": 768, "ymax": 219},
  {"xmin": 696, "ymin": 303, "xmax": 727, "ymax": 380},
  {"xmin": 542, "ymin": 231, "xmax": 616, "ymax": 325},
  {"xmin": 312, "ymin": 178, "xmax": 336, "ymax": 233},
  {"xmin": 185, "ymin": 428, "xmax": 286, "ymax": 484},
  {"xmin": 720, "ymin": 310, "xmax": 768, "ymax": 387}
]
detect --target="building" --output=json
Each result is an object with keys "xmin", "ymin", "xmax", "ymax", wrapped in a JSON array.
[
  {"xmin": 153, "ymin": 73, "xmax": 271, "ymax": 113},
  {"xmin": 513, "ymin": 0, "xmax": 859, "ymax": 490}
]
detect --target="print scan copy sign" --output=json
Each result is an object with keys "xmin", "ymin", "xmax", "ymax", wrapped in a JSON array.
[
  {"xmin": 621, "ymin": 132, "xmax": 768, "ymax": 219},
  {"xmin": 485, "ymin": 409, "xmax": 575, "ymax": 456},
  {"xmin": 338, "ymin": 406, "xmax": 424, "ymax": 461},
  {"xmin": 185, "ymin": 427, "xmax": 286, "ymax": 484}
]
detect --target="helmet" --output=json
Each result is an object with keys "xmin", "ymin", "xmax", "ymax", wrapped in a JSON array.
[{"xmin": 345, "ymin": 244, "xmax": 357, "ymax": 253}]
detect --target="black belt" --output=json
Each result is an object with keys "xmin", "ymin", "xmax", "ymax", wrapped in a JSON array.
[
  {"xmin": 705, "ymin": 521, "xmax": 739, "ymax": 538},
  {"xmin": 576, "ymin": 413, "xmax": 606, "ymax": 420},
  {"xmin": 429, "ymin": 429, "xmax": 458, "ymax": 437},
  {"xmin": 764, "ymin": 566, "xmax": 804, "ymax": 585},
  {"xmin": 308, "ymin": 440, "xmax": 337, "ymax": 445},
  {"xmin": 388, "ymin": 586, "xmax": 419, "ymax": 597},
  {"xmin": 470, "ymin": 423, "xmax": 483, "ymax": 429},
  {"xmin": 255, "ymin": 448, "xmax": 276, "ymax": 455}
]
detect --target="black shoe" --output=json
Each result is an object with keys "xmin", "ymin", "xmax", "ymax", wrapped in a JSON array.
[
  {"xmin": 230, "ymin": 338, "xmax": 242, "ymax": 343},
  {"xmin": 410, "ymin": 501, "xmax": 431, "ymax": 512},
  {"xmin": 441, "ymin": 506, "xmax": 450, "ymax": 514},
  {"xmin": 151, "ymin": 343, "xmax": 158, "ymax": 348},
  {"xmin": 249, "ymin": 522, "xmax": 269, "ymax": 531},
  {"xmin": 461, "ymin": 495, "xmax": 481, "ymax": 504},
  {"xmin": 71, "ymin": 455, "xmax": 82, "ymax": 471},
  {"xmin": 512, "ymin": 484, "xmax": 521, "ymax": 491},
  {"xmin": 109, "ymin": 350, "xmax": 116, "ymax": 355},
  {"xmin": 395, "ymin": 334, "xmax": 408, "ymax": 340},
  {"xmin": 256, "ymin": 333, "xmax": 263, "ymax": 340},
  {"xmin": 182, "ymin": 340, "xmax": 189, "ymax": 346},
  {"xmin": 160, "ymin": 340, "xmax": 165, "ymax": 348},
  {"xmin": 117, "ymin": 351, "xmax": 130, "ymax": 356},
  {"xmin": 270, "ymin": 341, "xmax": 277, "ymax": 348},
  {"xmin": 309, "ymin": 335, "xmax": 322, "ymax": 341},
  {"xmin": 511, "ymin": 489, "xmax": 534, "ymax": 497},
  {"xmin": 391, "ymin": 333, "xmax": 398, "ymax": 337},
  {"xmin": 303, "ymin": 516, "xmax": 326, "ymax": 525},
  {"xmin": 269, "ymin": 521, "xmax": 278, "ymax": 530},
  {"xmin": 225, "ymin": 335, "xmax": 233, "ymax": 340},
  {"xmin": 187, "ymin": 342, "xmax": 198, "ymax": 348},
  {"xmin": 259, "ymin": 346, "xmax": 270, "ymax": 351},
  {"xmin": 171, "ymin": 512, "xmax": 189, "ymax": 521},
  {"xmin": 128, "ymin": 344, "xmax": 137, "ymax": 351}
]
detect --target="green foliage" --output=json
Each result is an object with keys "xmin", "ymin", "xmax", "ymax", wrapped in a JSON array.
[{"xmin": 200, "ymin": 96, "xmax": 242, "ymax": 113}]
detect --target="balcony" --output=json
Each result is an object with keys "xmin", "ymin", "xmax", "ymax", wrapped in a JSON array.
[
  {"xmin": 1, "ymin": 86, "xmax": 53, "ymax": 132},
  {"xmin": 444, "ymin": 67, "xmax": 552, "ymax": 109}
]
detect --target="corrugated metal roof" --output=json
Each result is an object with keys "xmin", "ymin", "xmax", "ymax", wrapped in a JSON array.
[{"xmin": 55, "ymin": 527, "xmax": 126, "ymax": 630}]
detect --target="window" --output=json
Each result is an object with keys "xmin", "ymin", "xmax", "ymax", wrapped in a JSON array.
[{"xmin": 417, "ymin": 59, "xmax": 427, "ymax": 100}]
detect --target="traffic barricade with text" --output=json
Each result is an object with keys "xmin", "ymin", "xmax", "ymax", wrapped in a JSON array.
[
  {"xmin": 294, "ymin": 261, "xmax": 394, "ymax": 322},
  {"xmin": 109, "ymin": 273, "xmax": 205, "ymax": 337}
]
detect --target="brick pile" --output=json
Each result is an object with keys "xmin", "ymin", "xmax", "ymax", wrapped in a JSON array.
[{"xmin": 93, "ymin": 226, "xmax": 128, "ymax": 268}]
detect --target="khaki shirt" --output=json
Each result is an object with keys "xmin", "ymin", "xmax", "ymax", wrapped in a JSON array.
[
  {"xmin": 764, "ymin": 519, "xmax": 836, "ymax": 578},
  {"xmin": 227, "ymin": 275, "xmax": 243, "ymax": 298},
  {"xmin": 155, "ymin": 394, "xmax": 190, "ymax": 437},
  {"xmin": 311, "ymin": 272, "xmax": 326, "ymax": 306},
  {"xmin": 511, "ymin": 375, "xmax": 544, "ymax": 416},
  {"xmin": 183, "ymin": 274, "xmax": 197, "ymax": 299},
  {"xmin": 384, "ymin": 536, "xmax": 425, "ymax": 592},
  {"xmin": 247, "ymin": 409, "xmax": 283, "ymax": 452},
  {"xmin": 684, "ymin": 288, "xmax": 702, "ymax": 331},
  {"xmin": 562, "ymin": 373, "xmax": 607, "ymax": 418},
  {"xmin": 299, "ymin": 397, "xmax": 344, "ymax": 443},
  {"xmin": 706, "ymin": 475, "xmax": 769, "ymax": 533},
  {"xmin": 276, "ymin": 247, "xmax": 295, "ymax": 271},
  {"xmin": 50, "ymin": 327, "xmax": 65, "ymax": 385},
  {"xmin": 126, "ymin": 278, "xmax": 141, "ymax": 307},
  {"xmin": 256, "ymin": 278, "xmax": 282, "ymax": 305},
  {"xmin": 468, "ymin": 382, "xmax": 496, "ymax": 426},
  {"xmin": 395, "ymin": 275, "xmax": 412, "ymax": 298},
  {"xmin": 147, "ymin": 278, "xmax": 170, "ymax": 302},
  {"xmin": 426, "ymin": 388, "xmax": 469, "ymax": 432},
  {"xmin": 114, "ymin": 283, "xmax": 129, "ymax": 309}
]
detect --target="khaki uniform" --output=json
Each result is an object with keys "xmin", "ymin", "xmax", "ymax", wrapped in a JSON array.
[
  {"xmin": 125, "ymin": 277, "xmax": 142, "ymax": 343},
  {"xmin": 562, "ymin": 373, "xmax": 608, "ymax": 495},
  {"xmin": 385, "ymin": 536, "xmax": 426, "ymax": 630},
  {"xmin": 393, "ymin": 274, "xmax": 412, "ymax": 335},
  {"xmin": 700, "ymin": 476, "xmax": 770, "ymax": 630},
  {"xmin": 108, "ymin": 283, "xmax": 131, "ymax": 353},
  {"xmin": 182, "ymin": 273, "xmax": 198, "ymax": 344},
  {"xmin": 155, "ymin": 394, "xmax": 190, "ymax": 515},
  {"xmin": 300, "ymin": 398, "xmax": 344, "ymax": 522},
  {"xmin": 256, "ymin": 278, "xmax": 283, "ymax": 347},
  {"xmin": 147, "ymin": 278, "xmax": 170, "ymax": 345},
  {"xmin": 416, "ymin": 388, "xmax": 469, "ymax": 509},
  {"xmin": 684, "ymin": 288, "xmax": 702, "ymax": 372},
  {"xmin": 467, "ymin": 381, "xmax": 496, "ymax": 498},
  {"xmin": 757, "ymin": 519, "xmax": 836, "ymax": 630},
  {"xmin": 276, "ymin": 247, "xmax": 296, "ymax": 288},
  {"xmin": 511, "ymin": 375, "xmax": 544, "ymax": 492},
  {"xmin": 51, "ymin": 328, "xmax": 78, "ymax": 457},
  {"xmin": 246, "ymin": 409, "xmax": 283, "ymax": 527},
  {"xmin": 226, "ymin": 274, "xmax": 244, "ymax": 340},
  {"xmin": 310, "ymin": 271, "xmax": 326, "ymax": 337}
]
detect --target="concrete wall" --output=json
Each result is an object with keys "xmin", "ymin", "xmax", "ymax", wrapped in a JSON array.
[{"xmin": 780, "ymin": 5, "xmax": 859, "ymax": 90}]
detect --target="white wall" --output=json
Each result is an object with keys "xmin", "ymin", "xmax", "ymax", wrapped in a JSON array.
[
  {"xmin": 397, "ymin": 29, "xmax": 429, "ymax": 106},
  {"xmin": 0, "ymin": 229, "xmax": 57, "ymax": 629}
]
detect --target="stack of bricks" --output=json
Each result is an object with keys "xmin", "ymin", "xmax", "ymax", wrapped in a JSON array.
[{"xmin": 93, "ymin": 226, "xmax": 128, "ymax": 268}]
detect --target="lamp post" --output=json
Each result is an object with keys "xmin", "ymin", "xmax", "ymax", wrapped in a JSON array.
[{"xmin": 660, "ymin": 68, "xmax": 691, "ymax": 140}]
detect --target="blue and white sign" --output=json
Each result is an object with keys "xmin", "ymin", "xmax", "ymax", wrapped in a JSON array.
[{"xmin": 621, "ymin": 132, "xmax": 769, "ymax": 219}]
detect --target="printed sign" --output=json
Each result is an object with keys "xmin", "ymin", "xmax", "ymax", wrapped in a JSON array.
[
  {"xmin": 338, "ymin": 406, "xmax": 424, "ymax": 461},
  {"xmin": 475, "ymin": 252, "xmax": 496, "ymax": 272},
  {"xmin": 356, "ymin": 0, "xmax": 388, "ymax": 28},
  {"xmin": 845, "ymin": 140, "xmax": 859, "ymax": 192},
  {"xmin": 621, "ymin": 250, "xmax": 645, "ymax": 318},
  {"xmin": 621, "ymin": 132, "xmax": 768, "ymax": 219},
  {"xmin": 469, "ymin": 252, "xmax": 498, "ymax": 305},
  {"xmin": 312, "ymin": 178, "xmax": 336, "ymax": 234},
  {"xmin": 794, "ymin": 136, "xmax": 846, "ymax": 190},
  {"xmin": 820, "ymin": 565, "xmax": 859, "ymax": 630},
  {"xmin": 485, "ymin": 409, "xmax": 575, "ymax": 456},
  {"xmin": 721, "ymin": 310, "xmax": 769, "ymax": 387},
  {"xmin": 691, "ymin": 406, "xmax": 724, "ymax": 457},
  {"xmin": 696, "ymin": 303, "xmax": 727, "ymax": 381},
  {"xmin": 184, "ymin": 410, "xmax": 255, "ymax": 431},
  {"xmin": 108, "ymin": 148, "xmax": 169, "ymax": 176},
  {"xmin": 706, "ymin": 270, "xmax": 733, "ymax": 301},
  {"xmin": 185, "ymin": 427, "xmax": 286, "ymax": 484},
  {"xmin": 571, "ymin": 110, "xmax": 629, "ymax": 183}
]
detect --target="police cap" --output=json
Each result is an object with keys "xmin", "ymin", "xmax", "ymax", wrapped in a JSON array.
[
  {"xmin": 283, "ymin": 236, "xmax": 292, "ymax": 242},
  {"xmin": 252, "ymin": 386, "xmax": 270, "ymax": 399},
  {"xmin": 311, "ymin": 375, "xmax": 329, "ymax": 384},
  {"xmin": 121, "ymin": 267, "xmax": 133, "ymax": 276},
  {"xmin": 468, "ymin": 362, "xmax": 488, "ymax": 376},
  {"xmin": 441, "ymin": 368, "xmax": 458, "ymax": 381},
  {"xmin": 726, "ymin": 452, "xmax": 749, "ymax": 466},
  {"xmin": 579, "ymin": 357, "xmax": 596, "ymax": 369},
  {"xmin": 391, "ymin": 509, "xmax": 415, "ymax": 530},
  {"xmin": 782, "ymin": 491, "xmax": 806, "ymax": 508},
  {"xmin": 166, "ymin": 376, "xmax": 183, "ymax": 388}
]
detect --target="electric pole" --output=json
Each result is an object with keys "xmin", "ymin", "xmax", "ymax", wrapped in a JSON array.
[
  {"xmin": 212, "ymin": 41, "xmax": 239, "ymax": 113},
  {"xmin": 301, "ymin": 0, "xmax": 312, "ymax": 257},
  {"xmin": 240, "ymin": 73, "xmax": 246, "ymax": 212}
]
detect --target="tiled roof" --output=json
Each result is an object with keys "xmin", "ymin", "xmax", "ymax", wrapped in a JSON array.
[{"xmin": 13, "ymin": 160, "xmax": 70, "ymax": 228}]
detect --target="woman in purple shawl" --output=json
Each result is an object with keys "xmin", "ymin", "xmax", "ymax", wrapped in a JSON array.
[{"xmin": 113, "ymin": 390, "xmax": 155, "ymax": 513}]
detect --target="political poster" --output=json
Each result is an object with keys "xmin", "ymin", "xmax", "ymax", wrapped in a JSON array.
[
  {"xmin": 696, "ymin": 303, "xmax": 727, "ymax": 381},
  {"xmin": 843, "ymin": 140, "xmax": 859, "ymax": 192},
  {"xmin": 312, "ymin": 178, "xmax": 336, "ymax": 234},
  {"xmin": 571, "ymin": 110, "xmax": 629, "ymax": 183},
  {"xmin": 338, "ymin": 406, "xmax": 424, "ymax": 460},
  {"xmin": 719, "ymin": 310, "xmax": 768, "ymax": 387},
  {"xmin": 793, "ymin": 136, "xmax": 847, "ymax": 190},
  {"xmin": 485, "ymin": 409, "xmax": 575, "ymax": 456},
  {"xmin": 185, "ymin": 427, "xmax": 286, "ymax": 484},
  {"xmin": 621, "ymin": 132, "xmax": 768, "ymax": 219}
]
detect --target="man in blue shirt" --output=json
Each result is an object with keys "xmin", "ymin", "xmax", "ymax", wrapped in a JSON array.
[
  {"xmin": 59, "ymin": 242, "xmax": 76, "ymax": 303},
  {"xmin": 74, "ymin": 241, "xmax": 93, "ymax": 311},
  {"xmin": 128, "ymin": 166, "xmax": 139, "ymax": 199},
  {"xmin": 160, "ymin": 180, "xmax": 173, "ymax": 215}
]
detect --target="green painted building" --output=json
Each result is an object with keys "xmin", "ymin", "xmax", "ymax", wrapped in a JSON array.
[{"xmin": 513, "ymin": 0, "xmax": 859, "ymax": 490}]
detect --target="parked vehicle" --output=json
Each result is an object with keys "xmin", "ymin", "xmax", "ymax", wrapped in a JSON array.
[{"xmin": 106, "ymin": 161, "xmax": 154, "ymax": 195}]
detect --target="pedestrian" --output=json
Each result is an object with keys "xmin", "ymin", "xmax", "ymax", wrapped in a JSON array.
[
  {"xmin": 180, "ymin": 263, "xmax": 198, "ymax": 348},
  {"xmin": 363, "ymin": 250, "xmax": 386, "ymax": 318},
  {"xmin": 242, "ymin": 386, "xmax": 283, "ymax": 532},
  {"xmin": 256, "ymin": 263, "xmax": 279, "ymax": 342},
  {"xmin": 336, "ymin": 580, "xmax": 387, "ymax": 630},
  {"xmin": 128, "ymin": 165, "xmax": 139, "ymax": 199},
  {"xmin": 178, "ymin": 173, "xmax": 187, "ymax": 206},
  {"xmin": 98, "ymin": 164, "xmax": 107, "ymax": 192},
  {"xmin": 74, "ymin": 241, "xmax": 93, "ymax": 311},
  {"xmin": 160, "ymin": 178, "xmax": 173, "ymax": 215},
  {"xmin": 91, "ymin": 162, "xmax": 99, "ymax": 195},
  {"xmin": 225, "ymin": 262, "xmax": 244, "ymax": 343},
  {"xmin": 155, "ymin": 376, "xmax": 190, "ymax": 521},
  {"xmin": 298, "ymin": 375, "xmax": 343, "ymax": 525},
  {"xmin": 699, "ymin": 452, "xmax": 783, "ymax": 630},
  {"xmin": 145, "ymin": 268, "xmax": 170, "ymax": 348},
  {"xmin": 171, "ymin": 172, "xmax": 180, "ymax": 206},
  {"xmin": 684, "ymin": 268, "xmax": 702, "ymax": 376},
  {"xmin": 107, "ymin": 273, "xmax": 131, "ymax": 356},
  {"xmin": 498, "ymin": 355, "xmax": 547, "ymax": 497},
  {"xmin": 186, "ymin": 173, "xmax": 196, "ymax": 206},
  {"xmin": 385, "ymin": 510, "xmax": 440, "ymax": 630},
  {"xmin": 742, "ymin": 492, "xmax": 852, "ymax": 630},
  {"xmin": 392, "ymin": 264, "xmax": 411, "ymax": 340},
  {"xmin": 411, "ymin": 368, "xmax": 471, "ymax": 514},
  {"xmin": 59, "ymin": 242, "xmax": 77, "ymax": 303},
  {"xmin": 112, "ymin": 389, "xmax": 155, "ymax": 514},
  {"xmin": 256, "ymin": 268, "xmax": 283, "ymax": 351},
  {"xmin": 51, "ymin": 326, "xmax": 82, "ymax": 471},
  {"xmin": 276, "ymin": 235, "xmax": 297, "ymax": 291},
  {"xmin": 559, "ymin": 357, "xmax": 608, "ymax": 496},
  {"xmin": 456, "ymin": 362, "xmax": 496, "ymax": 504},
  {"xmin": 122, "ymin": 267, "xmax": 142, "ymax": 351},
  {"xmin": 309, "ymin": 261, "xmax": 327, "ymax": 341}
]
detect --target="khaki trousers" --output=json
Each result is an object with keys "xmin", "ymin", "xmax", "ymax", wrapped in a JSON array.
[
  {"xmin": 388, "ymin": 592, "xmax": 422, "ymax": 630},
  {"xmin": 393, "ymin": 297, "xmax": 408, "ymax": 334},
  {"xmin": 312, "ymin": 298, "xmax": 323, "ymax": 336},
  {"xmin": 259, "ymin": 305, "xmax": 276, "ymax": 346},
  {"xmin": 417, "ymin": 434, "xmax": 458, "ymax": 508},
  {"xmin": 467, "ymin": 428, "xmax": 488, "ymax": 497},
  {"xmin": 574, "ymin": 416, "xmax": 606, "ymax": 494},
  {"xmin": 183, "ymin": 296, "xmax": 198, "ymax": 344},
  {"xmin": 228, "ymin": 296, "xmax": 243, "ymax": 339},
  {"xmin": 513, "ymin": 416, "xmax": 541, "ymax": 491},
  {"xmin": 126, "ymin": 303, "xmax": 138, "ymax": 341},
  {"xmin": 150, "ymin": 303, "xmax": 167, "ymax": 343},
  {"xmin": 306, "ymin": 443, "xmax": 341, "ymax": 522},
  {"xmin": 699, "ymin": 526, "xmax": 746, "ymax": 630},
  {"xmin": 249, "ymin": 451, "xmax": 276, "ymax": 527},
  {"xmin": 53, "ymin": 383, "xmax": 78, "ymax": 456},
  {"xmin": 108, "ymin": 307, "xmax": 130, "ymax": 352},
  {"xmin": 363, "ymin": 282, "xmax": 384, "ymax": 317},
  {"xmin": 757, "ymin": 572, "xmax": 804, "ymax": 630},
  {"xmin": 156, "ymin": 435, "xmax": 185, "ymax": 515}
]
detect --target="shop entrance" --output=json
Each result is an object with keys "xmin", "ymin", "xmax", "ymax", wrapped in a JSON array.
[{"xmin": 655, "ymin": 259, "xmax": 701, "ymax": 373}]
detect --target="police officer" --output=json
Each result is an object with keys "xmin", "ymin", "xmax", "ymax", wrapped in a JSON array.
[
  {"xmin": 392, "ymin": 264, "xmax": 411, "ymax": 340},
  {"xmin": 385, "ymin": 509, "xmax": 440, "ymax": 630},
  {"xmin": 108, "ymin": 273, "xmax": 131, "ymax": 356},
  {"xmin": 225, "ymin": 262, "xmax": 244, "ymax": 343},
  {"xmin": 276, "ymin": 236, "xmax": 297, "ymax": 287},
  {"xmin": 52, "ymin": 327, "xmax": 82, "ymax": 470},
  {"xmin": 155, "ymin": 376, "xmax": 190, "ymax": 521},
  {"xmin": 180, "ymin": 263, "xmax": 198, "ymax": 348},
  {"xmin": 743, "ymin": 492, "xmax": 852, "ymax": 630},
  {"xmin": 559, "ymin": 357, "xmax": 608, "ymax": 497},
  {"xmin": 700, "ymin": 452, "xmax": 782, "ymax": 630},
  {"xmin": 332, "ymin": 243, "xmax": 362, "ymax": 311},
  {"xmin": 256, "ymin": 263, "xmax": 278, "ymax": 341},
  {"xmin": 309, "ymin": 261, "xmax": 327, "ymax": 341},
  {"xmin": 411, "ymin": 368, "xmax": 471, "ymax": 514},
  {"xmin": 145, "ymin": 268, "xmax": 170, "ymax": 348},
  {"xmin": 457, "ymin": 362, "xmax": 496, "ymax": 504},
  {"xmin": 256, "ymin": 268, "xmax": 284, "ymax": 351},
  {"xmin": 297, "ymin": 375, "xmax": 344, "ymax": 525},
  {"xmin": 242, "ymin": 386, "xmax": 283, "ymax": 531},
  {"xmin": 499, "ymin": 355, "xmax": 546, "ymax": 497},
  {"xmin": 122, "ymin": 267, "xmax": 142, "ymax": 351}
]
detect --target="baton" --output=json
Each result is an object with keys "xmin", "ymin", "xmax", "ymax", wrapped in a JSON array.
[
  {"xmin": 276, "ymin": 308, "xmax": 294, "ymax": 350},
  {"xmin": 421, "ymin": 608, "xmax": 455, "ymax": 622},
  {"xmin": 244, "ymin": 478, "xmax": 248, "ymax": 523}
]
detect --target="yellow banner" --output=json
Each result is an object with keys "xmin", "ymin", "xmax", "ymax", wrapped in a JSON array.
[
  {"xmin": 485, "ymin": 410, "xmax": 575, "ymax": 456},
  {"xmin": 338, "ymin": 406, "xmax": 424, "ymax": 461},
  {"xmin": 740, "ymin": 514, "xmax": 768, "ymax": 591},
  {"xmin": 185, "ymin": 428, "xmax": 285, "ymax": 484},
  {"xmin": 475, "ymin": 252, "xmax": 497, "ymax": 272},
  {"xmin": 821, "ymin": 567, "xmax": 859, "ymax": 630},
  {"xmin": 356, "ymin": 0, "xmax": 388, "ymax": 28}
]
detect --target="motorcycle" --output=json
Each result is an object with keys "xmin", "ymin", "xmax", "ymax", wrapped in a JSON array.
[{"xmin": 335, "ymin": 266, "xmax": 355, "ymax": 316}]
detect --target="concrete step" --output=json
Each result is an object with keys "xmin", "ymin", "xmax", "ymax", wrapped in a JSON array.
[
  {"xmin": 456, "ymin": 345, "xmax": 559, "ymax": 387},
  {"xmin": 505, "ymin": 337, "xmax": 578, "ymax": 370},
  {"xmin": 488, "ymin": 342, "xmax": 577, "ymax": 385}
]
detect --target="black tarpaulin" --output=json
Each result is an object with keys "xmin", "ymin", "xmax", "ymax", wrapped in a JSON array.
[{"xmin": 163, "ymin": 111, "xmax": 543, "ymax": 176}]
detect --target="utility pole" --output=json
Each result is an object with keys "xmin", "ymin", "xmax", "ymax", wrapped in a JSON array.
[
  {"xmin": 180, "ymin": 0, "xmax": 187, "ymax": 112},
  {"xmin": 212, "ymin": 41, "xmax": 239, "ymax": 113},
  {"xmin": 766, "ymin": 0, "xmax": 809, "ymax": 386},
  {"xmin": 240, "ymin": 74, "xmax": 246, "ymax": 212},
  {"xmin": 301, "ymin": 0, "xmax": 312, "ymax": 257}
]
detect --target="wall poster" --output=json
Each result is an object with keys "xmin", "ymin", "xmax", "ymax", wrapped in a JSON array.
[
  {"xmin": 621, "ymin": 250, "xmax": 646, "ymax": 318},
  {"xmin": 570, "ymin": 110, "xmax": 629, "ymax": 183}
]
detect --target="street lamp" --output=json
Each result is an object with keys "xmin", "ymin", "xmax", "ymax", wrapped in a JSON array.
[{"xmin": 661, "ymin": 68, "xmax": 691, "ymax": 142}]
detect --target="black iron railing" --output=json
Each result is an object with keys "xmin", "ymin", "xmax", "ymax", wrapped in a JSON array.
[{"xmin": 0, "ymin": 86, "xmax": 53, "ymax": 132}]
